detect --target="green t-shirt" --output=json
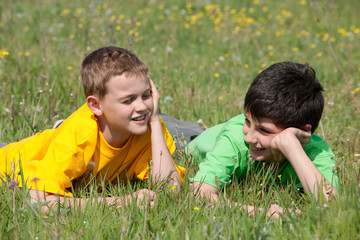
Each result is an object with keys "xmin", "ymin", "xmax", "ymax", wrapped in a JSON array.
[{"xmin": 188, "ymin": 114, "xmax": 338, "ymax": 190}]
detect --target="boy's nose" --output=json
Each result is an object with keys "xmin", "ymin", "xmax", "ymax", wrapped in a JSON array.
[
  {"xmin": 134, "ymin": 99, "xmax": 147, "ymax": 111},
  {"xmin": 244, "ymin": 131, "xmax": 257, "ymax": 144}
]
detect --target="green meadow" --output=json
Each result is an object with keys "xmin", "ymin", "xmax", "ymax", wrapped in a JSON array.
[{"xmin": 1, "ymin": 0, "xmax": 359, "ymax": 239}]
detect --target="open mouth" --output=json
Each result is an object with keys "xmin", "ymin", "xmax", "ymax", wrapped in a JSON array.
[
  {"xmin": 132, "ymin": 114, "xmax": 147, "ymax": 121},
  {"xmin": 250, "ymin": 146, "xmax": 265, "ymax": 152}
]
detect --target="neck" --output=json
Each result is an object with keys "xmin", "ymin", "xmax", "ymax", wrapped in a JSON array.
[{"xmin": 97, "ymin": 117, "xmax": 131, "ymax": 148}]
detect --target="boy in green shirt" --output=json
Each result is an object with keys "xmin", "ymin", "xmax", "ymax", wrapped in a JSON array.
[{"xmin": 188, "ymin": 62, "xmax": 337, "ymax": 217}]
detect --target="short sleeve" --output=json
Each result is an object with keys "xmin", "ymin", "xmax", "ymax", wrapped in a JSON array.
[{"xmin": 190, "ymin": 115, "xmax": 249, "ymax": 189}]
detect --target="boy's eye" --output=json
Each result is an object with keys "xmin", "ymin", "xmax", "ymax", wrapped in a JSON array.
[
  {"xmin": 123, "ymin": 97, "xmax": 135, "ymax": 104},
  {"xmin": 142, "ymin": 92, "xmax": 151, "ymax": 100},
  {"xmin": 260, "ymin": 128, "xmax": 271, "ymax": 134}
]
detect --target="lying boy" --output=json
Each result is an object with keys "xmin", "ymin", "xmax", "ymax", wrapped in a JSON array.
[
  {"xmin": 0, "ymin": 46, "xmax": 184, "ymax": 208},
  {"xmin": 188, "ymin": 62, "xmax": 337, "ymax": 216}
]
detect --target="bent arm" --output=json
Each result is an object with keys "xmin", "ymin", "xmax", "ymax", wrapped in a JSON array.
[
  {"xmin": 149, "ymin": 118, "xmax": 181, "ymax": 187},
  {"xmin": 148, "ymin": 78, "xmax": 181, "ymax": 188},
  {"xmin": 284, "ymin": 143, "xmax": 336, "ymax": 201},
  {"xmin": 274, "ymin": 129, "xmax": 336, "ymax": 201}
]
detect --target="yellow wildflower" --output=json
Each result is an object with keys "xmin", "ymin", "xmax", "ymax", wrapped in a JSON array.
[
  {"xmin": 278, "ymin": 174, "xmax": 282, "ymax": 181},
  {"xmin": 214, "ymin": 73, "xmax": 220, "ymax": 78},
  {"xmin": 194, "ymin": 207, "xmax": 199, "ymax": 211},
  {"xmin": 61, "ymin": 8, "xmax": 70, "ymax": 16},
  {"xmin": 67, "ymin": 66, "xmax": 73, "ymax": 70}
]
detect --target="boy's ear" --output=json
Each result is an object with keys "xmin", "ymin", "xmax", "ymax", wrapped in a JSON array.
[
  {"xmin": 302, "ymin": 124, "xmax": 312, "ymax": 132},
  {"xmin": 86, "ymin": 96, "xmax": 103, "ymax": 116}
]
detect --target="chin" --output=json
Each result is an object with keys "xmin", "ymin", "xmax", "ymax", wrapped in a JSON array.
[{"xmin": 131, "ymin": 127, "xmax": 148, "ymax": 136}]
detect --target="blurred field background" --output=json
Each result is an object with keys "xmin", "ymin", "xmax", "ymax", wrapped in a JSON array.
[{"xmin": 0, "ymin": 0, "xmax": 359, "ymax": 239}]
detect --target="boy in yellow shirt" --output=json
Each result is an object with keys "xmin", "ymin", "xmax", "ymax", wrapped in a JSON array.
[{"xmin": 0, "ymin": 46, "xmax": 184, "ymax": 208}]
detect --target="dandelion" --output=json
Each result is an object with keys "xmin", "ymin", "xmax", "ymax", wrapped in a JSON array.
[
  {"xmin": 316, "ymin": 52, "xmax": 323, "ymax": 58},
  {"xmin": 218, "ymin": 96, "xmax": 223, "ymax": 100},
  {"xmin": 69, "ymin": 34, "xmax": 75, "ymax": 39},
  {"xmin": 24, "ymin": 52, "xmax": 30, "ymax": 57},
  {"xmin": 194, "ymin": 207, "xmax": 199, "ymax": 211},
  {"xmin": 61, "ymin": 8, "xmax": 70, "ymax": 16},
  {"xmin": 310, "ymin": 44, "xmax": 316, "ymax": 49},
  {"xmin": 166, "ymin": 46, "xmax": 173, "ymax": 53},
  {"xmin": 262, "ymin": 7, "xmax": 268, "ymax": 12},
  {"xmin": 300, "ymin": 0, "xmax": 307, "ymax": 5},
  {"xmin": 208, "ymin": 40, "xmax": 213, "ymax": 45},
  {"xmin": 171, "ymin": 186, "xmax": 176, "ymax": 190},
  {"xmin": 244, "ymin": 64, "xmax": 249, "ymax": 69},
  {"xmin": 0, "ymin": 49, "xmax": 9, "ymax": 59},
  {"xmin": 184, "ymin": 23, "xmax": 190, "ymax": 29},
  {"xmin": 268, "ymin": 51, "xmax": 274, "ymax": 56},
  {"xmin": 351, "ymin": 88, "xmax": 360, "ymax": 95},
  {"xmin": 67, "ymin": 66, "xmax": 73, "ymax": 70},
  {"xmin": 116, "ymin": 25, "xmax": 121, "ymax": 31},
  {"xmin": 292, "ymin": 47, "xmax": 299, "ymax": 52},
  {"xmin": 214, "ymin": 73, "xmax": 220, "ymax": 78}
]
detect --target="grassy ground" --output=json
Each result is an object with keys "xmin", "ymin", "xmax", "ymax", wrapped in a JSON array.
[{"xmin": 1, "ymin": 0, "xmax": 359, "ymax": 239}]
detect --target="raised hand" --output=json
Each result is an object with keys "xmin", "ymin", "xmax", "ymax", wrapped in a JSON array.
[
  {"xmin": 271, "ymin": 127, "xmax": 312, "ymax": 162},
  {"xmin": 147, "ymin": 76, "xmax": 160, "ymax": 123}
]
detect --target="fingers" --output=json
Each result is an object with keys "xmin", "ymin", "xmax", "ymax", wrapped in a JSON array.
[
  {"xmin": 266, "ymin": 206, "xmax": 302, "ymax": 219},
  {"xmin": 148, "ymin": 76, "xmax": 159, "ymax": 99},
  {"xmin": 147, "ymin": 76, "xmax": 160, "ymax": 119}
]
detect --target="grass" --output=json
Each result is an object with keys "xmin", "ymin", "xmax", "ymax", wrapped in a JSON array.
[{"xmin": 1, "ymin": 0, "xmax": 360, "ymax": 239}]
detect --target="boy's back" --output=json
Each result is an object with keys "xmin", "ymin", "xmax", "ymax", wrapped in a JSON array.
[
  {"xmin": 188, "ymin": 113, "xmax": 338, "ymax": 190},
  {"xmin": 1, "ymin": 46, "xmax": 183, "ymax": 208},
  {"xmin": 0, "ymin": 103, "xmax": 175, "ymax": 197}
]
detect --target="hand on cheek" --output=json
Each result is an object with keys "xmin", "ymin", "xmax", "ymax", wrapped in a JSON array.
[
  {"xmin": 148, "ymin": 76, "xmax": 160, "ymax": 122},
  {"xmin": 271, "ymin": 127, "xmax": 312, "ymax": 160}
]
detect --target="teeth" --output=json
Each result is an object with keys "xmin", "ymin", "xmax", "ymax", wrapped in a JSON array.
[
  {"xmin": 251, "ymin": 147, "xmax": 264, "ymax": 151},
  {"xmin": 133, "ymin": 115, "xmax": 145, "ymax": 121}
]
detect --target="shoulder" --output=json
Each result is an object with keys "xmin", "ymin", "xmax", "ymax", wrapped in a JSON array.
[
  {"xmin": 189, "ymin": 113, "xmax": 246, "ymax": 149},
  {"xmin": 53, "ymin": 104, "xmax": 99, "ymax": 146},
  {"xmin": 305, "ymin": 133, "xmax": 335, "ymax": 161}
]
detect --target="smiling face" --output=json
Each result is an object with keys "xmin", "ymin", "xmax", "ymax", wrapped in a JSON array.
[
  {"xmin": 242, "ymin": 113, "xmax": 284, "ymax": 164},
  {"xmin": 92, "ymin": 73, "xmax": 153, "ymax": 147}
]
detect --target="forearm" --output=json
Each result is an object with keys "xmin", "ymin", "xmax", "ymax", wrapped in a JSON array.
[
  {"xmin": 283, "ymin": 141, "xmax": 336, "ymax": 201},
  {"xmin": 149, "ymin": 118, "xmax": 181, "ymax": 187}
]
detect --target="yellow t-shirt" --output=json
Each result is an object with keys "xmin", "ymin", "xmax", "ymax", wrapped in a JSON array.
[{"xmin": 0, "ymin": 104, "xmax": 184, "ymax": 197}]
